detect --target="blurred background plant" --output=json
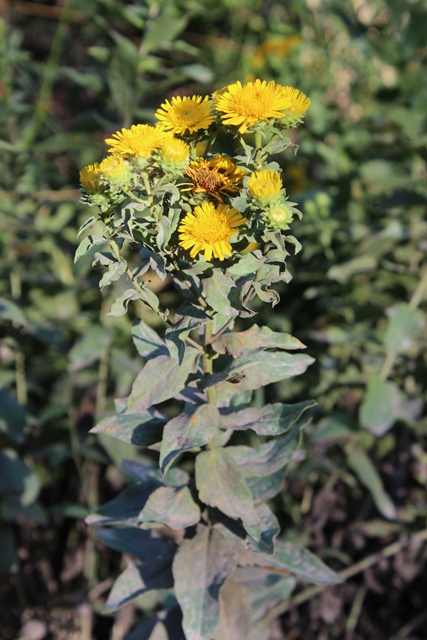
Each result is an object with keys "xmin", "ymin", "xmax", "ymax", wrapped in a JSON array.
[{"xmin": 0, "ymin": 0, "xmax": 426, "ymax": 638}]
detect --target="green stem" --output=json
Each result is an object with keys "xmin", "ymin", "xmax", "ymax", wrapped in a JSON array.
[
  {"xmin": 203, "ymin": 322, "xmax": 216, "ymax": 406},
  {"xmin": 122, "ymin": 188, "xmax": 147, "ymax": 205},
  {"xmin": 254, "ymin": 132, "xmax": 262, "ymax": 150}
]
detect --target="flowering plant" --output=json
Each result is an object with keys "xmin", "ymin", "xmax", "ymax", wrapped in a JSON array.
[{"xmin": 77, "ymin": 79, "xmax": 340, "ymax": 639}]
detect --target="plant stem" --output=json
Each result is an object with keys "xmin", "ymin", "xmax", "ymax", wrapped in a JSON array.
[{"xmin": 203, "ymin": 322, "xmax": 216, "ymax": 406}]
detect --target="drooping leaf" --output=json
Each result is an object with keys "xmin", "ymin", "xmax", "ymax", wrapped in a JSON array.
[
  {"xmin": 91, "ymin": 410, "xmax": 166, "ymax": 447},
  {"xmin": 132, "ymin": 318, "xmax": 169, "ymax": 359},
  {"xmin": 99, "ymin": 259, "xmax": 128, "ymax": 290},
  {"xmin": 160, "ymin": 405, "xmax": 220, "ymax": 474},
  {"xmin": 212, "ymin": 324, "xmax": 305, "ymax": 358},
  {"xmin": 96, "ymin": 527, "xmax": 176, "ymax": 561},
  {"xmin": 347, "ymin": 448, "xmax": 397, "ymax": 520},
  {"xmin": 173, "ymin": 525, "xmax": 237, "ymax": 640},
  {"xmin": 127, "ymin": 349, "xmax": 200, "ymax": 411},
  {"xmin": 108, "ymin": 288, "xmax": 144, "ymax": 317},
  {"xmin": 360, "ymin": 375, "xmax": 401, "ymax": 436},
  {"xmin": 103, "ymin": 558, "xmax": 174, "ymax": 613},
  {"xmin": 220, "ymin": 400, "xmax": 316, "ymax": 436},
  {"xmin": 383, "ymin": 302, "xmax": 425, "ymax": 356},
  {"xmin": 139, "ymin": 486, "xmax": 201, "ymax": 530},
  {"xmin": 195, "ymin": 449, "xmax": 261, "ymax": 542},
  {"xmin": 216, "ymin": 350, "xmax": 314, "ymax": 393}
]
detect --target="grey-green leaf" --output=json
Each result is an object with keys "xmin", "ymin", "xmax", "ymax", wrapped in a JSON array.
[
  {"xmin": 384, "ymin": 302, "xmax": 425, "ymax": 356},
  {"xmin": 90, "ymin": 410, "xmax": 165, "ymax": 447},
  {"xmin": 360, "ymin": 375, "xmax": 401, "ymax": 436},
  {"xmin": 347, "ymin": 448, "xmax": 397, "ymax": 520},
  {"xmin": 212, "ymin": 324, "xmax": 306, "ymax": 358},
  {"xmin": 139, "ymin": 486, "xmax": 201, "ymax": 530},
  {"xmin": 160, "ymin": 405, "xmax": 220, "ymax": 474},
  {"xmin": 172, "ymin": 525, "xmax": 237, "ymax": 640},
  {"xmin": 220, "ymin": 400, "xmax": 316, "ymax": 436},
  {"xmin": 132, "ymin": 318, "xmax": 169, "ymax": 359},
  {"xmin": 196, "ymin": 449, "xmax": 262, "ymax": 542}
]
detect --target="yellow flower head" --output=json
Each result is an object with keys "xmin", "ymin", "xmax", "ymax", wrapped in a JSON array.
[
  {"xmin": 267, "ymin": 203, "xmax": 294, "ymax": 230},
  {"xmin": 79, "ymin": 163, "xmax": 102, "ymax": 193},
  {"xmin": 99, "ymin": 155, "xmax": 132, "ymax": 187},
  {"xmin": 247, "ymin": 170, "xmax": 282, "ymax": 204},
  {"xmin": 155, "ymin": 95, "xmax": 214, "ymax": 136},
  {"xmin": 214, "ymin": 79, "xmax": 309, "ymax": 133},
  {"xmin": 158, "ymin": 137, "xmax": 190, "ymax": 171},
  {"xmin": 178, "ymin": 201, "xmax": 246, "ymax": 261},
  {"xmin": 105, "ymin": 124, "xmax": 169, "ymax": 159},
  {"xmin": 184, "ymin": 155, "xmax": 247, "ymax": 201},
  {"xmin": 281, "ymin": 87, "xmax": 311, "ymax": 118}
]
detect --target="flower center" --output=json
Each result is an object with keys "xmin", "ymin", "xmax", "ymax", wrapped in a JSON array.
[
  {"xmin": 194, "ymin": 169, "xmax": 223, "ymax": 192},
  {"xmin": 193, "ymin": 215, "xmax": 230, "ymax": 243}
]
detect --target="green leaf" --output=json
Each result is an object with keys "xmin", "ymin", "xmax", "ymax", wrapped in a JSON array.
[
  {"xmin": 165, "ymin": 302, "xmax": 210, "ymax": 363},
  {"xmin": 216, "ymin": 350, "xmax": 314, "ymax": 393},
  {"xmin": 173, "ymin": 525, "xmax": 237, "ymax": 640},
  {"xmin": 160, "ymin": 405, "xmax": 220, "ymax": 474},
  {"xmin": 220, "ymin": 400, "xmax": 316, "ymax": 436},
  {"xmin": 195, "ymin": 449, "xmax": 261, "ymax": 542},
  {"xmin": 226, "ymin": 253, "xmax": 265, "ymax": 279},
  {"xmin": 347, "ymin": 448, "xmax": 397, "ymax": 520},
  {"xmin": 246, "ymin": 468, "xmax": 286, "ymax": 502},
  {"xmin": 74, "ymin": 234, "xmax": 105, "ymax": 262},
  {"xmin": 0, "ymin": 298, "xmax": 27, "ymax": 326},
  {"xmin": 327, "ymin": 255, "xmax": 377, "ymax": 284},
  {"xmin": 90, "ymin": 410, "xmax": 165, "ymax": 447},
  {"xmin": 252, "ymin": 282, "xmax": 280, "ymax": 306},
  {"xmin": 213, "ymin": 502, "xmax": 279, "ymax": 554},
  {"xmin": 238, "ymin": 540, "xmax": 342, "ymax": 585},
  {"xmin": 103, "ymin": 558, "xmax": 174, "ymax": 614},
  {"xmin": 227, "ymin": 426, "xmax": 302, "ymax": 478},
  {"xmin": 108, "ymin": 288, "xmax": 143, "ymax": 317},
  {"xmin": 202, "ymin": 271, "xmax": 239, "ymax": 317},
  {"xmin": 0, "ymin": 389, "xmax": 26, "ymax": 443},
  {"xmin": 139, "ymin": 486, "xmax": 201, "ymax": 530},
  {"xmin": 99, "ymin": 259, "xmax": 128, "ymax": 290},
  {"xmin": 360, "ymin": 375, "xmax": 400, "ymax": 436},
  {"xmin": 96, "ymin": 527, "xmax": 176, "ymax": 560},
  {"xmin": 212, "ymin": 324, "xmax": 306, "ymax": 358},
  {"xmin": 0, "ymin": 450, "xmax": 39, "ymax": 506},
  {"xmin": 234, "ymin": 567, "xmax": 296, "ymax": 619},
  {"xmin": 127, "ymin": 349, "xmax": 199, "ymax": 411},
  {"xmin": 0, "ymin": 525, "xmax": 17, "ymax": 573},
  {"xmin": 132, "ymin": 318, "xmax": 169, "ymax": 359},
  {"xmin": 86, "ymin": 481, "xmax": 160, "ymax": 526},
  {"xmin": 69, "ymin": 326, "xmax": 112, "ymax": 371},
  {"xmin": 384, "ymin": 302, "xmax": 425, "ymax": 356}
]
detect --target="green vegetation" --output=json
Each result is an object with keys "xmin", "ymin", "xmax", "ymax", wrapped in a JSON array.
[{"xmin": 1, "ymin": 1, "xmax": 426, "ymax": 638}]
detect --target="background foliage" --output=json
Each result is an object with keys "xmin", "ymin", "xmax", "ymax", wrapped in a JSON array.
[{"xmin": 1, "ymin": 0, "xmax": 426, "ymax": 638}]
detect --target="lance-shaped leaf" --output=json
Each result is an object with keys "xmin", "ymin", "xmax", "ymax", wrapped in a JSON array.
[
  {"xmin": 213, "ymin": 502, "xmax": 279, "ymax": 554},
  {"xmin": 227, "ymin": 426, "xmax": 302, "ymax": 479},
  {"xmin": 212, "ymin": 325, "xmax": 305, "ymax": 358},
  {"xmin": 173, "ymin": 525, "xmax": 237, "ymax": 640},
  {"xmin": 96, "ymin": 526, "xmax": 176, "ymax": 560},
  {"xmin": 347, "ymin": 448, "xmax": 397, "ymax": 520},
  {"xmin": 103, "ymin": 557, "xmax": 174, "ymax": 613},
  {"xmin": 216, "ymin": 350, "xmax": 314, "ymax": 393},
  {"xmin": 220, "ymin": 400, "xmax": 316, "ymax": 436},
  {"xmin": 160, "ymin": 405, "xmax": 220, "ymax": 474},
  {"xmin": 121, "ymin": 460, "xmax": 189, "ymax": 488},
  {"xmin": 90, "ymin": 409, "xmax": 166, "ymax": 447},
  {"xmin": 139, "ymin": 486, "xmax": 201, "ymax": 530},
  {"xmin": 127, "ymin": 349, "xmax": 200, "ymax": 411},
  {"xmin": 132, "ymin": 318, "xmax": 169, "ymax": 359},
  {"xmin": 85, "ymin": 481, "xmax": 160, "ymax": 526},
  {"xmin": 165, "ymin": 301, "xmax": 210, "ymax": 363},
  {"xmin": 195, "ymin": 449, "xmax": 262, "ymax": 542},
  {"xmin": 237, "ymin": 540, "xmax": 342, "ymax": 585},
  {"xmin": 202, "ymin": 271, "xmax": 239, "ymax": 317}
]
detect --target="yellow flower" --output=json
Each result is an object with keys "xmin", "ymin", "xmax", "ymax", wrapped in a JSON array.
[
  {"xmin": 155, "ymin": 95, "xmax": 214, "ymax": 135},
  {"xmin": 281, "ymin": 87, "xmax": 311, "ymax": 117},
  {"xmin": 79, "ymin": 163, "xmax": 102, "ymax": 192},
  {"xmin": 183, "ymin": 155, "xmax": 247, "ymax": 201},
  {"xmin": 105, "ymin": 124, "xmax": 169, "ymax": 158},
  {"xmin": 247, "ymin": 170, "xmax": 282, "ymax": 204},
  {"xmin": 99, "ymin": 155, "xmax": 132, "ymax": 187},
  {"xmin": 158, "ymin": 137, "xmax": 190, "ymax": 171},
  {"xmin": 178, "ymin": 201, "xmax": 246, "ymax": 261},
  {"xmin": 214, "ymin": 79, "xmax": 309, "ymax": 133}
]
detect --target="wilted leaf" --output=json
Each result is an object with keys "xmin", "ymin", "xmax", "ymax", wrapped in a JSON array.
[
  {"xmin": 212, "ymin": 324, "xmax": 305, "ymax": 358},
  {"xmin": 196, "ymin": 448, "xmax": 261, "ymax": 542},
  {"xmin": 173, "ymin": 525, "xmax": 237, "ymax": 640}
]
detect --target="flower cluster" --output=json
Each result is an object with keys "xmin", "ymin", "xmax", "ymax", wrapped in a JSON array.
[{"xmin": 79, "ymin": 79, "xmax": 310, "ymax": 264}]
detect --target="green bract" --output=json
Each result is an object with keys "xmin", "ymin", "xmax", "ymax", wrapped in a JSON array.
[{"xmin": 76, "ymin": 79, "xmax": 340, "ymax": 639}]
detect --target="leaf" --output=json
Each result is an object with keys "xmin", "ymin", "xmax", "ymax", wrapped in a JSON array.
[
  {"xmin": 238, "ymin": 540, "xmax": 342, "ymax": 585},
  {"xmin": 85, "ymin": 482, "xmax": 160, "ymax": 526},
  {"xmin": 139, "ymin": 486, "xmax": 201, "ymax": 530},
  {"xmin": 347, "ymin": 448, "xmax": 397, "ymax": 520},
  {"xmin": 226, "ymin": 253, "xmax": 265, "ymax": 279},
  {"xmin": 108, "ymin": 288, "xmax": 143, "ymax": 317},
  {"xmin": 96, "ymin": 527, "xmax": 176, "ymax": 560},
  {"xmin": 0, "ymin": 389, "xmax": 26, "ymax": 443},
  {"xmin": 360, "ymin": 375, "xmax": 401, "ymax": 436},
  {"xmin": 195, "ymin": 449, "xmax": 261, "ymax": 542},
  {"xmin": 0, "ymin": 525, "xmax": 17, "ymax": 573},
  {"xmin": 0, "ymin": 450, "xmax": 39, "ymax": 506},
  {"xmin": 202, "ymin": 271, "xmax": 239, "ymax": 317},
  {"xmin": 213, "ymin": 502, "xmax": 279, "ymax": 554},
  {"xmin": 160, "ymin": 405, "xmax": 220, "ymax": 474},
  {"xmin": 132, "ymin": 318, "xmax": 169, "ymax": 359},
  {"xmin": 172, "ymin": 526, "xmax": 237, "ymax": 640},
  {"xmin": 234, "ymin": 567, "xmax": 296, "ymax": 619},
  {"xmin": 220, "ymin": 400, "xmax": 316, "ymax": 436},
  {"xmin": 252, "ymin": 282, "xmax": 280, "ymax": 306},
  {"xmin": 384, "ymin": 302, "xmax": 425, "ymax": 356},
  {"xmin": 91, "ymin": 410, "xmax": 165, "ymax": 447},
  {"xmin": 212, "ymin": 324, "xmax": 305, "ymax": 358},
  {"xmin": 165, "ymin": 302, "xmax": 210, "ymax": 363},
  {"xmin": 69, "ymin": 326, "xmax": 112, "ymax": 371},
  {"xmin": 227, "ymin": 426, "xmax": 302, "ymax": 478},
  {"xmin": 246, "ymin": 468, "xmax": 287, "ymax": 503},
  {"xmin": 99, "ymin": 259, "xmax": 128, "ymax": 290},
  {"xmin": 327, "ymin": 255, "xmax": 377, "ymax": 284},
  {"xmin": 103, "ymin": 558, "xmax": 174, "ymax": 613},
  {"xmin": 0, "ymin": 298, "xmax": 27, "ymax": 326},
  {"xmin": 213, "ymin": 578, "xmax": 252, "ymax": 640},
  {"xmin": 216, "ymin": 350, "xmax": 314, "ymax": 393},
  {"xmin": 74, "ymin": 234, "xmax": 105, "ymax": 262},
  {"xmin": 127, "ymin": 349, "xmax": 199, "ymax": 411}
]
